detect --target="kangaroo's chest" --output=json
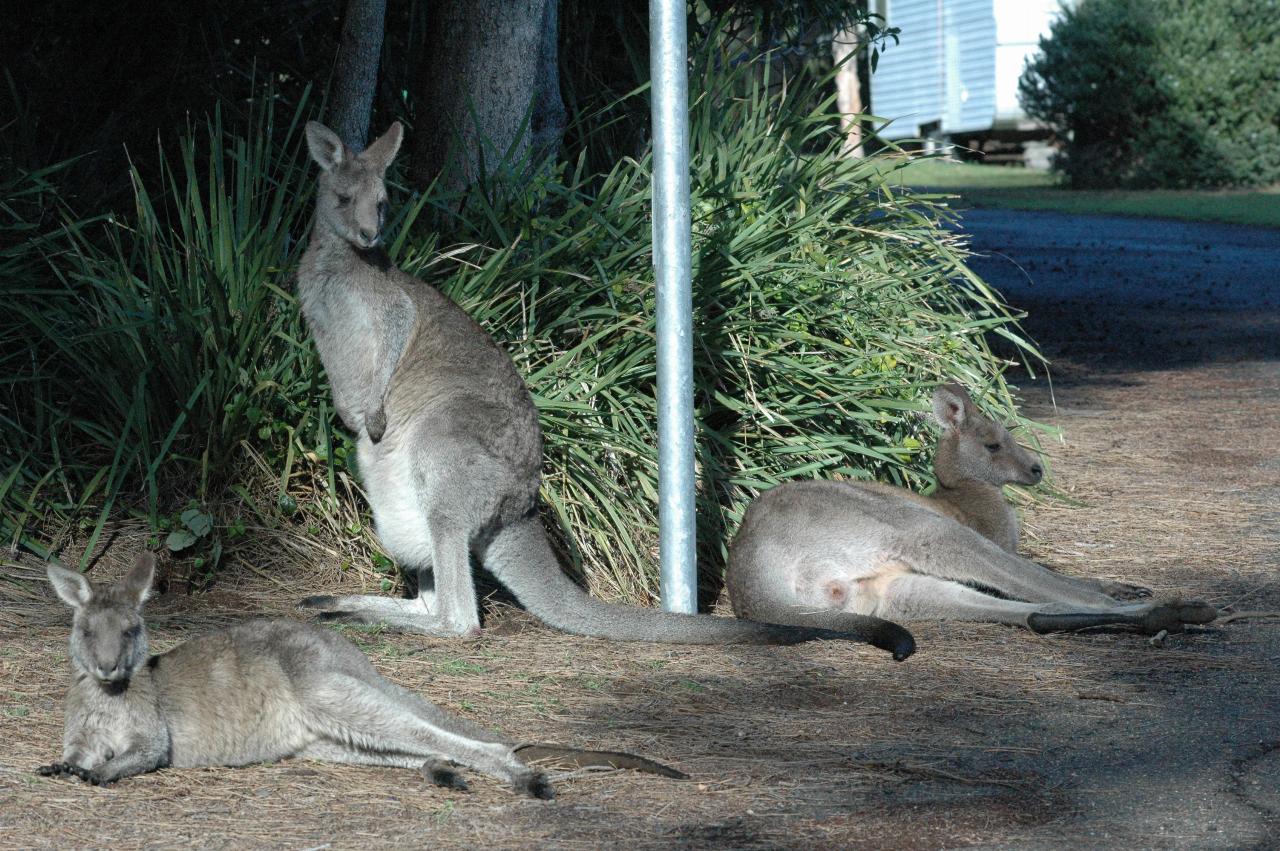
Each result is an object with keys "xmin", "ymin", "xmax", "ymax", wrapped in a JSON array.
[
  {"xmin": 63, "ymin": 683, "xmax": 167, "ymax": 768},
  {"xmin": 302, "ymin": 280, "xmax": 382, "ymax": 371}
]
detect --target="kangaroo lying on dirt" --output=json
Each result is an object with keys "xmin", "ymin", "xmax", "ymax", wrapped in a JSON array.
[
  {"xmin": 727, "ymin": 383, "xmax": 1217, "ymax": 634},
  {"xmin": 38, "ymin": 553, "xmax": 684, "ymax": 797},
  {"xmin": 292, "ymin": 120, "xmax": 913, "ymax": 659}
]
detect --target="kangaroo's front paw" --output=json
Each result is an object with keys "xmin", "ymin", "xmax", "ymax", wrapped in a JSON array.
[
  {"xmin": 366, "ymin": 407, "xmax": 387, "ymax": 443},
  {"xmin": 1101, "ymin": 581, "xmax": 1153, "ymax": 600},
  {"xmin": 36, "ymin": 762, "xmax": 73, "ymax": 777},
  {"xmin": 67, "ymin": 764, "xmax": 108, "ymax": 785}
]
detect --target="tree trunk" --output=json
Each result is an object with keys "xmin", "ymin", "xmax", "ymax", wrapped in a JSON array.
[
  {"xmin": 410, "ymin": 0, "xmax": 565, "ymax": 190},
  {"xmin": 329, "ymin": 0, "xmax": 388, "ymax": 151},
  {"xmin": 832, "ymin": 27, "xmax": 864, "ymax": 158}
]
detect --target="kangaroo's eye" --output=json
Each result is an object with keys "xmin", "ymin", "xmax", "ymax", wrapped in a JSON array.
[
  {"xmin": 335, "ymin": 194, "xmax": 352, "ymax": 207},
  {"xmin": 985, "ymin": 442, "xmax": 1001, "ymax": 452}
]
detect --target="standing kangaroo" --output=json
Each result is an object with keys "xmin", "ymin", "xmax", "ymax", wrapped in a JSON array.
[
  {"xmin": 292, "ymin": 120, "xmax": 913, "ymax": 659},
  {"xmin": 726, "ymin": 384, "xmax": 1217, "ymax": 634},
  {"xmin": 38, "ymin": 554, "xmax": 685, "ymax": 796}
]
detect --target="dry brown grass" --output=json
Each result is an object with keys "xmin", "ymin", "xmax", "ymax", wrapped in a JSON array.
[{"xmin": 2, "ymin": 362, "xmax": 1277, "ymax": 849}]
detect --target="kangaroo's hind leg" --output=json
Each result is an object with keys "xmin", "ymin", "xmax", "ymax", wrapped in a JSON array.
[
  {"xmin": 301, "ymin": 673, "xmax": 552, "ymax": 798},
  {"xmin": 297, "ymin": 741, "xmax": 471, "ymax": 791},
  {"xmin": 875, "ymin": 573, "xmax": 1213, "ymax": 634},
  {"xmin": 908, "ymin": 522, "xmax": 1147, "ymax": 608}
]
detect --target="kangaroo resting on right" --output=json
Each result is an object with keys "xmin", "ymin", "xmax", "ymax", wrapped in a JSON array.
[
  {"xmin": 727, "ymin": 383, "xmax": 1217, "ymax": 635},
  {"xmin": 293, "ymin": 120, "xmax": 913, "ymax": 660}
]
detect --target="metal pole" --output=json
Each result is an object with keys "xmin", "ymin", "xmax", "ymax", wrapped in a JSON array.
[{"xmin": 650, "ymin": 0, "xmax": 697, "ymax": 614}]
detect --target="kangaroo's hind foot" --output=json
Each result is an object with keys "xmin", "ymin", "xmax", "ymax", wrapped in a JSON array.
[
  {"xmin": 1027, "ymin": 599, "xmax": 1218, "ymax": 635},
  {"xmin": 299, "ymin": 592, "xmax": 480, "ymax": 637},
  {"xmin": 421, "ymin": 759, "xmax": 469, "ymax": 791}
]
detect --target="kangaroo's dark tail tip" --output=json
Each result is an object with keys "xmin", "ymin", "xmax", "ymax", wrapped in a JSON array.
[{"xmin": 875, "ymin": 623, "xmax": 916, "ymax": 661}]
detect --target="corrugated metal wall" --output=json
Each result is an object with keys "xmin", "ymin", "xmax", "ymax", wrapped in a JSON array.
[{"xmin": 871, "ymin": 0, "xmax": 996, "ymax": 140}]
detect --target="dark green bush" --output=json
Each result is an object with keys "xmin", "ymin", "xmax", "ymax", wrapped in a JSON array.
[
  {"xmin": 2, "ymin": 38, "xmax": 1040, "ymax": 599},
  {"xmin": 1019, "ymin": 0, "xmax": 1280, "ymax": 189}
]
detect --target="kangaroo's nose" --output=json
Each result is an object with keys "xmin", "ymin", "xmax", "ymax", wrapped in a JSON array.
[
  {"xmin": 359, "ymin": 228, "xmax": 378, "ymax": 246},
  {"xmin": 1030, "ymin": 463, "xmax": 1043, "ymax": 480}
]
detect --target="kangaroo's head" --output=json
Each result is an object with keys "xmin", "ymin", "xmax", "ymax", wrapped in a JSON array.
[
  {"xmin": 931, "ymin": 383, "xmax": 1043, "ymax": 489},
  {"xmin": 305, "ymin": 121, "xmax": 404, "ymax": 250},
  {"xmin": 47, "ymin": 553, "xmax": 155, "ymax": 688}
]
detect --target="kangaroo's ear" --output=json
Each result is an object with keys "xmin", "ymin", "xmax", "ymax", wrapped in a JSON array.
[
  {"xmin": 306, "ymin": 121, "xmax": 348, "ymax": 171},
  {"xmin": 360, "ymin": 121, "xmax": 403, "ymax": 173},
  {"xmin": 119, "ymin": 553, "xmax": 156, "ymax": 607},
  {"xmin": 47, "ymin": 564, "xmax": 92, "ymax": 610},
  {"xmin": 932, "ymin": 383, "xmax": 974, "ymax": 431}
]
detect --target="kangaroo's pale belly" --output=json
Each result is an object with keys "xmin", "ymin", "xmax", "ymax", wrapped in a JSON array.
[
  {"xmin": 168, "ymin": 701, "xmax": 313, "ymax": 768},
  {"xmin": 357, "ymin": 437, "xmax": 434, "ymax": 566}
]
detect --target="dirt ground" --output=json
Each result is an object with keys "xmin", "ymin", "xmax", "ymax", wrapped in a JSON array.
[{"xmin": 2, "ymin": 210, "xmax": 1279, "ymax": 849}]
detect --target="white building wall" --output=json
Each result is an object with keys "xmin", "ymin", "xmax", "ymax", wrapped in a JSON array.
[
  {"xmin": 871, "ymin": 0, "xmax": 1068, "ymax": 139},
  {"xmin": 870, "ymin": 0, "xmax": 944, "ymax": 141},
  {"xmin": 993, "ymin": 0, "xmax": 1068, "ymax": 125}
]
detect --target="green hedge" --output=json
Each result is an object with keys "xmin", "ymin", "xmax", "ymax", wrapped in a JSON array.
[
  {"xmin": 1019, "ymin": 0, "xmax": 1280, "ymax": 189},
  {"xmin": 2, "ymin": 44, "xmax": 1040, "ymax": 601}
]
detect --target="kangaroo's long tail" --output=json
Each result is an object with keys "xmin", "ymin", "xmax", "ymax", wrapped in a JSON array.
[
  {"xmin": 481, "ymin": 515, "xmax": 915, "ymax": 660},
  {"xmin": 514, "ymin": 743, "xmax": 687, "ymax": 779}
]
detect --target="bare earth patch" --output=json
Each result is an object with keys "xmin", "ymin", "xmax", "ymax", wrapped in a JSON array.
[
  {"xmin": 3, "ymin": 359, "xmax": 1277, "ymax": 849},
  {"xmin": 4, "ymin": 208, "xmax": 1280, "ymax": 847}
]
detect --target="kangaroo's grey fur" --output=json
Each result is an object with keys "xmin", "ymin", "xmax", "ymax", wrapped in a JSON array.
[
  {"xmin": 727, "ymin": 383, "xmax": 1218, "ymax": 635},
  {"xmin": 39, "ymin": 554, "xmax": 684, "ymax": 796},
  {"xmin": 292, "ymin": 120, "xmax": 913, "ymax": 659}
]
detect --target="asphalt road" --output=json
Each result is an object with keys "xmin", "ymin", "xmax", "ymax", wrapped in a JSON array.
[{"xmin": 954, "ymin": 208, "xmax": 1280, "ymax": 850}]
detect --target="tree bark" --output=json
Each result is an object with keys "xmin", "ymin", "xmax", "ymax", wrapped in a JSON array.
[
  {"xmin": 410, "ymin": 0, "xmax": 565, "ymax": 190},
  {"xmin": 329, "ymin": 0, "xmax": 388, "ymax": 151},
  {"xmin": 832, "ymin": 27, "xmax": 864, "ymax": 158}
]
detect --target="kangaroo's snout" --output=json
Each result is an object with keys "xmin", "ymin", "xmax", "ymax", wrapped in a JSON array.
[
  {"xmin": 1027, "ymin": 462, "xmax": 1044, "ymax": 483},
  {"xmin": 94, "ymin": 661, "xmax": 129, "ymax": 684},
  {"xmin": 358, "ymin": 227, "xmax": 380, "ymax": 248}
]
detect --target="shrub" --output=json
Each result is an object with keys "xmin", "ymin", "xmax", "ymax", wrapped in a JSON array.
[
  {"xmin": 2, "ymin": 42, "xmax": 1040, "ymax": 600},
  {"xmin": 1019, "ymin": 0, "xmax": 1280, "ymax": 189}
]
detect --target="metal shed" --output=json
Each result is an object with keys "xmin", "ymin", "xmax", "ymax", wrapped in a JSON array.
[{"xmin": 871, "ymin": 0, "xmax": 1067, "ymax": 144}]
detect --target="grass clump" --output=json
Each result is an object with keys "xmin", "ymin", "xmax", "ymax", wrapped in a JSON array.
[{"xmin": 1, "ymin": 45, "xmax": 1040, "ymax": 601}]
